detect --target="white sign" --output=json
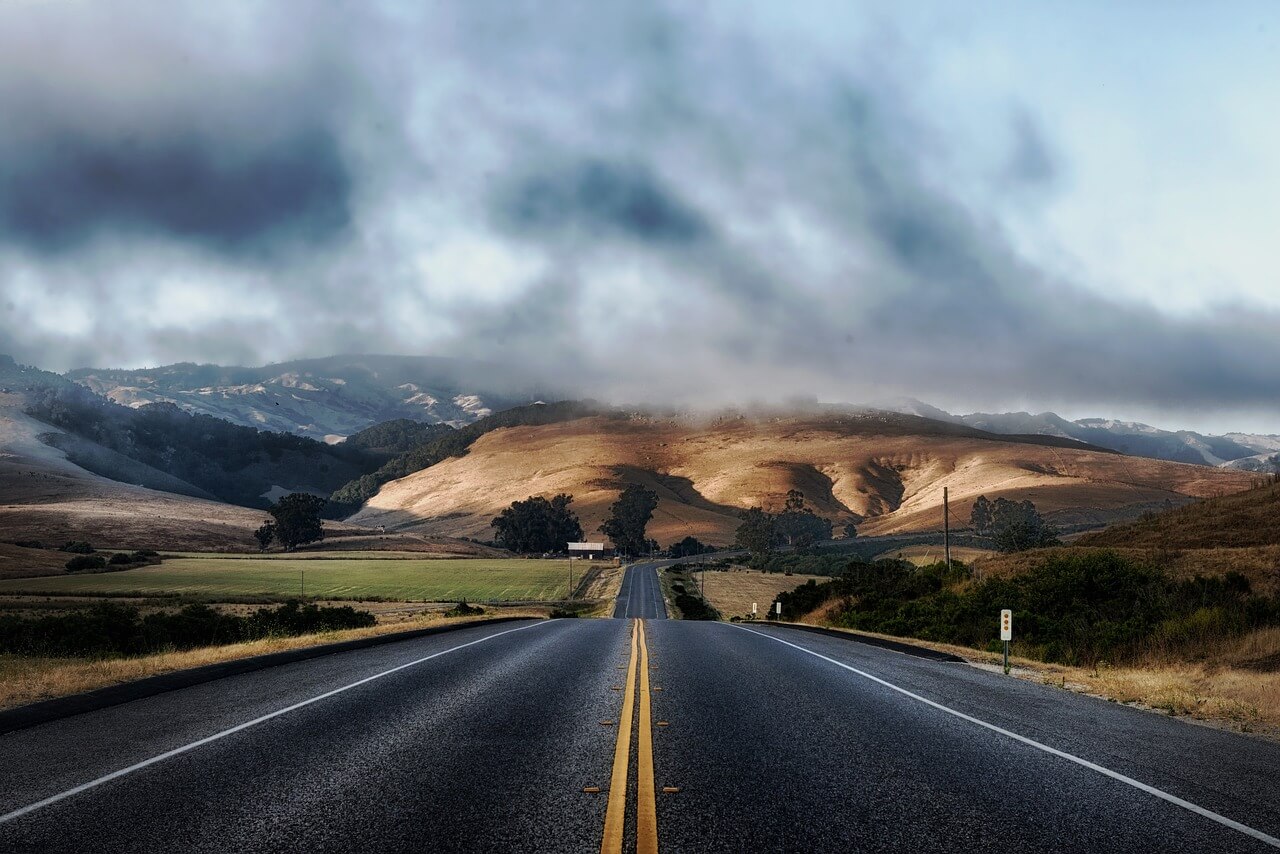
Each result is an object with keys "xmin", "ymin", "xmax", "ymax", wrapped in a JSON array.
[
  {"xmin": 567, "ymin": 542, "xmax": 605, "ymax": 552},
  {"xmin": 775, "ymin": 602, "xmax": 782, "ymax": 616},
  {"xmin": 1000, "ymin": 609, "xmax": 1012, "ymax": 642},
  {"xmin": 752, "ymin": 602, "xmax": 757, "ymax": 615}
]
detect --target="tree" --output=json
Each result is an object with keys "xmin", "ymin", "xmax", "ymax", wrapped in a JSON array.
[
  {"xmin": 970, "ymin": 495, "xmax": 994, "ymax": 534},
  {"xmin": 268, "ymin": 493, "xmax": 326, "ymax": 552},
  {"xmin": 843, "ymin": 522, "xmax": 858, "ymax": 540},
  {"xmin": 735, "ymin": 507, "xmax": 778, "ymax": 563},
  {"xmin": 971, "ymin": 495, "xmax": 1059, "ymax": 553},
  {"xmin": 599, "ymin": 484, "xmax": 659, "ymax": 555},
  {"xmin": 774, "ymin": 490, "xmax": 833, "ymax": 551},
  {"xmin": 670, "ymin": 536, "xmax": 709, "ymax": 558},
  {"xmin": 490, "ymin": 493, "xmax": 584, "ymax": 553},
  {"xmin": 253, "ymin": 521, "xmax": 277, "ymax": 551}
]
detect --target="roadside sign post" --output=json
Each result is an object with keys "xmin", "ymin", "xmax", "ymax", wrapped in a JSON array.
[
  {"xmin": 1000, "ymin": 609, "xmax": 1013, "ymax": 674},
  {"xmin": 775, "ymin": 601, "xmax": 782, "ymax": 619},
  {"xmin": 752, "ymin": 602, "xmax": 757, "ymax": 619}
]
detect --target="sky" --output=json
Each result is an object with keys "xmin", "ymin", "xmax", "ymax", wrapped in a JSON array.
[{"xmin": 0, "ymin": 1, "xmax": 1278, "ymax": 434}]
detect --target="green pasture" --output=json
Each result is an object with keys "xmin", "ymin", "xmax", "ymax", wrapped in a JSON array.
[{"xmin": 0, "ymin": 557, "xmax": 574, "ymax": 602}]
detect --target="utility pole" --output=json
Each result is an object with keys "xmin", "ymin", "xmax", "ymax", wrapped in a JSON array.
[{"xmin": 943, "ymin": 486, "xmax": 951, "ymax": 569}]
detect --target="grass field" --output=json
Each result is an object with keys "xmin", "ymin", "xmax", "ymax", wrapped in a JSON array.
[
  {"xmin": 0, "ymin": 557, "xmax": 574, "ymax": 602},
  {"xmin": 871, "ymin": 544, "xmax": 997, "ymax": 566}
]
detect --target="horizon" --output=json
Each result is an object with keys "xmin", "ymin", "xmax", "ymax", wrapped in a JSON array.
[
  {"xmin": 11, "ymin": 348, "xmax": 1277, "ymax": 438},
  {"xmin": 2, "ymin": 3, "xmax": 1279, "ymax": 436}
]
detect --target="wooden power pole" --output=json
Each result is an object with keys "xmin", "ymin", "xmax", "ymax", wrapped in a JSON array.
[{"xmin": 943, "ymin": 486, "xmax": 951, "ymax": 568}]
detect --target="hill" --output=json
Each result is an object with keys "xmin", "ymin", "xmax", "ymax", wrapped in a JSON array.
[
  {"xmin": 349, "ymin": 412, "xmax": 1256, "ymax": 545},
  {"xmin": 0, "ymin": 364, "xmax": 500, "ymax": 556},
  {"xmin": 67, "ymin": 354, "xmax": 551, "ymax": 441},
  {"xmin": 1077, "ymin": 480, "xmax": 1280, "ymax": 550},
  {"xmin": 878, "ymin": 398, "xmax": 1280, "ymax": 471}
]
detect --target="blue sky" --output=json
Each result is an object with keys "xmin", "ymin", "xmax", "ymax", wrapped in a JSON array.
[{"xmin": 0, "ymin": 1, "xmax": 1277, "ymax": 433}]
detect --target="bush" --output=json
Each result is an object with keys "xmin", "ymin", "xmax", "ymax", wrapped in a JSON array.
[
  {"xmin": 132, "ymin": 549, "xmax": 159, "ymax": 558},
  {"xmin": 778, "ymin": 552, "xmax": 1280, "ymax": 667},
  {"xmin": 65, "ymin": 555, "xmax": 106, "ymax": 571},
  {"xmin": 108, "ymin": 552, "xmax": 134, "ymax": 565},
  {"xmin": 444, "ymin": 601, "xmax": 485, "ymax": 617},
  {"xmin": 60, "ymin": 541, "xmax": 94, "ymax": 554},
  {"xmin": 0, "ymin": 601, "xmax": 376, "ymax": 658}
]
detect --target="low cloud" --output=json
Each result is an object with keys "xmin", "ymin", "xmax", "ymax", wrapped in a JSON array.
[{"xmin": 0, "ymin": 1, "xmax": 1276, "ymax": 432}]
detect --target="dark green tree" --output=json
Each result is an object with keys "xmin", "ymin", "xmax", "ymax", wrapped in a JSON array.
[
  {"xmin": 970, "ymin": 495, "xmax": 994, "ymax": 534},
  {"xmin": 253, "ymin": 521, "xmax": 277, "ymax": 552},
  {"xmin": 268, "ymin": 493, "xmax": 326, "ymax": 552},
  {"xmin": 599, "ymin": 484, "xmax": 659, "ymax": 555},
  {"xmin": 490, "ymin": 494, "xmax": 584, "ymax": 553},
  {"xmin": 972, "ymin": 496, "xmax": 1059, "ymax": 552},
  {"xmin": 843, "ymin": 522, "xmax": 858, "ymax": 540},
  {"xmin": 669, "ymin": 536, "xmax": 708, "ymax": 558},
  {"xmin": 775, "ymin": 490, "xmax": 833, "ymax": 550},
  {"xmin": 735, "ymin": 507, "xmax": 778, "ymax": 563}
]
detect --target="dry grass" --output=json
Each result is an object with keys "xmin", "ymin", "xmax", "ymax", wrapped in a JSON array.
[
  {"xmin": 0, "ymin": 608, "xmax": 547, "ymax": 712},
  {"xmin": 1079, "ymin": 481, "xmax": 1280, "ymax": 550},
  {"xmin": 804, "ymin": 623, "xmax": 1280, "ymax": 737},
  {"xmin": 350, "ymin": 414, "xmax": 1253, "ymax": 545},
  {"xmin": 700, "ymin": 569, "xmax": 825, "ymax": 619},
  {"xmin": 871, "ymin": 544, "xmax": 996, "ymax": 566},
  {"xmin": 973, "ymin": 545, "xmax": 1280, "ymax": 596}
]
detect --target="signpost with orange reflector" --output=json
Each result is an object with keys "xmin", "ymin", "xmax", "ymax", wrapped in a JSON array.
[{"xmin": 1000, "ymin": 609, "xmax": 1012, "ymax": 674}]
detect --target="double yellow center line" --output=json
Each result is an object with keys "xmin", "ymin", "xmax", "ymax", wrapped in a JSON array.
[{"xmin": 601, "ymin": 619, "xmax": 659, "ymax": 854}]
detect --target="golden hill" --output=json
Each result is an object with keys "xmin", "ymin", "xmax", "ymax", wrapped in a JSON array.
[
  {"xmin": 350, "ymin": 413, "xmax": 1257, "ymax": 545},
  {"xmin": 1078, "ymin": 480, "xmax": 1280, "ymax": 550}
]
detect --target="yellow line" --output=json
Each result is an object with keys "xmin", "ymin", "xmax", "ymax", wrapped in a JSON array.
[
  {"xmin": 637, "ymin": 619, "xmax": 658, "ymax": 854},
  {"xmin": 600, "ymin": 619, "xmax": 639, "ymax": 854}
]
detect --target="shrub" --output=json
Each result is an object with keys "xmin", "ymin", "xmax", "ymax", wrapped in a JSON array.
[
  {"xmin": 60, "ymin": 541, "xmax": 94, "ymax": 554},
  {"xmin": 0, "ymin": 601, "xmax": 376, "ymax": 658},
  {"xmin": 65, "ymin": 555, "xmax": 106, "ymax": 571},
  {"xmin": 780, "ymin": 551, "xmax": 1280, "ymax": 667},
  {"xmin": 108, "ymin": 552, "xmax": 134, "ymax": 565},
  {"xmin": 444, "ymin": 601, "xmax": 485, "ymax": 617}
]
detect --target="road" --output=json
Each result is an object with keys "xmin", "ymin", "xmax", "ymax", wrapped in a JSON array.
[
  {"xmin": 3, "ymin": 563, "xmax": 1280, "ymax": 852},
  {"xmin": 613, "ymin": 559, "xmax": 669, "ymax": 619}
]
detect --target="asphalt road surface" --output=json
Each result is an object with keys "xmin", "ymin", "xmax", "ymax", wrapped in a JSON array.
[
  {"xmin": 613, "ymin": 561, "xmax": 669, "ymax": 619},
  {"xmin": 3, "ymin": 564, "xmax": 1280, "ymax": 852}
]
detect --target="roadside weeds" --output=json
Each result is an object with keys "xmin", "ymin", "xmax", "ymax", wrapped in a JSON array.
[{"xmin": 802, "ymin": 623, "xmax": 1280, "ymax": 741}]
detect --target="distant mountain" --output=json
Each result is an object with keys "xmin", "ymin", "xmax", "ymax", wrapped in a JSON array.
[
  {"xmin": 67, "ymin": 355, "xmax": 553, "ymax": 441},
  {"xmin": 876, "ymin": 401, "xmax": 1280, "ymax": 472}
]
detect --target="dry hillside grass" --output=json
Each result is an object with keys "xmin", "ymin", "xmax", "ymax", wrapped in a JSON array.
[
  {"xmin": 973, "ymin": 546, "xmax": 1280, "ymax": 597},
  {"xmin": 352, "ymin": 413, "xmax": 1254, "ymax": 545},
  {"xmin": 1078, "ymin": 481, "xmax": 1280, "ymax": 550}
]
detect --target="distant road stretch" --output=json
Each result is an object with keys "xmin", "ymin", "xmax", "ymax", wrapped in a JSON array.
[{"xmin": 3, "ymin": 564, "xmax": 1280, "ymax": 852}]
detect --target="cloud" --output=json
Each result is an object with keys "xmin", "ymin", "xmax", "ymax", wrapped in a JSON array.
[
  {"xmin": 0, "ymin": 0, "xmax": 1276, "ymax": 433},
  {"xmin": 0, "ymin": 128, "xmax": 352, "ymax": 256},
  {"xmin": 494, "ymin": 158, "xmax": 711, "ymax": 246}
]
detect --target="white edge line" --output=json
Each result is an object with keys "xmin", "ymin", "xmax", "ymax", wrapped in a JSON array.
[
  {"xmin": 0, "ymin": 620, "xmax": 551, "ymax": 825},
  {"xmin": 730, "ymin": 623, "xmax": 1280, "ymax": 850}
]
